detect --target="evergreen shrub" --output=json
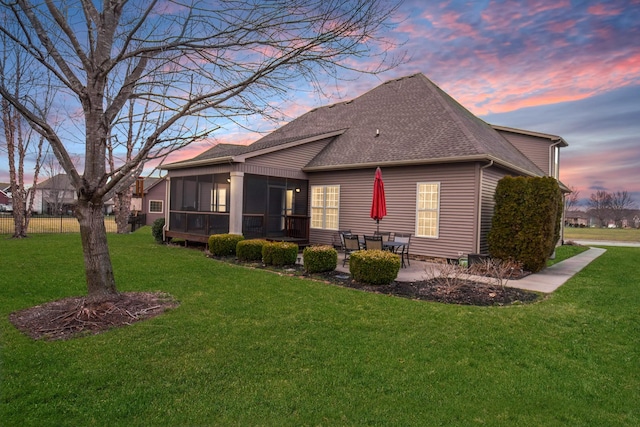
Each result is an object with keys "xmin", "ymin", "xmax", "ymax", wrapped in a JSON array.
[
  {"xmin": 151, "ymin": 218, "xmax": 165, "ymax": 243},
  {"xmin": 236, "ymin": 239, "xmax": 268, "ymax": 262},
  {"xmin": 488, "ymin": 176, "xmax": 563, "ymax": 272},
  {"xmin": 208, "ymin": 234, "xmax": 244, "ymax": 256},
  {"xmin": 349, "ymin": 250, "xmax": 401, "ymax": 285},
  {"xmin": 262, "ymin": 241, "xmax": 298, "ymax": 266},
  {"xmin": 303, "ymin": 245, "xmax": 338, "ymax": 273}
]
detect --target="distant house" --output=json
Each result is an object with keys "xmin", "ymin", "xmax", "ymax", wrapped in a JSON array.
[
  {"xmin": 0, "ymin": 183, "xmax": 11, "ymax": 211},
  {"xmin": 30, "ymin": 174, "xmax": 77, "ymax": 215},
  {"xmin": 130, "ymin": 177, "xmax": 167, "ymax": 225},
  {"xmin": 565, "ymin": 210, "xmax": 589, "ymax": 227},
  {"xmin": 162, "ymin": 73, "xmax": 568, "ymax": 260}
]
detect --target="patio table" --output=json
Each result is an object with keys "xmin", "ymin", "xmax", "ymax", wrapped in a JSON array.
[{"xmin": 383, "ymin": 241, "xmax": 407, "ymax": 267}]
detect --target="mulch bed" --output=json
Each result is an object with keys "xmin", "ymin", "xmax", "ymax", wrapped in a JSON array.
[
  {"xmin": 9, "ymin": 292, "xmax": 179, "ymax": 341},
  {"xmin": 9, "ymin": 258, "xmax": 539, "ymax": 341}
]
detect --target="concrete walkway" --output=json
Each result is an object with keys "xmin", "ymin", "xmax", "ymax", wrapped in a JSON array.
[{"xmin": 335, "ymin": 247, "xmax": 608, "ymax": 294}]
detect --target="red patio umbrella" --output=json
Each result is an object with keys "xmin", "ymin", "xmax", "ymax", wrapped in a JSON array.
[{"xmin": 370, "ymin": 167, "xmax": 387, "ymax": 232}]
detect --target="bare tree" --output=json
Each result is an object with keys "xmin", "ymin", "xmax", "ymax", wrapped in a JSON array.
[
  {"xmin": 588, "ymin": 190, "xmax": 612, "ymax": 227},
  {"xmin": 564, "ymin": 185, "xmax": 580, "ymax": 212},
  {"xmin": 610, "ymin": 190, "xmax": 636, "ymax": 227},
  {"xmin": 0, "ymin": 25, "xmax": 51, "ymax": 237},
  {"xmin": 0, "ymin": 0, "xmax": 403, "ymax": 301}
]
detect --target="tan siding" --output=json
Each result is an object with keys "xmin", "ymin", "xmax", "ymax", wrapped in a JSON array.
[
  {"xmin": 245, "ymin": 138, "xmax": 331, "ymax": 170},
  {"xmin": 168, "ymin": 164, "xmax": 234, "ymax": 178},
  {"xmin": 498, "ymin": 132, "xmax": 551, "ymax": 175},
  {"xmin": 478, "ymin": 167, "xmax": 508, "ymax": 254},
  {"xmin": 144, "ymin": 181, "xmax": 167, "ymax": 225},
  {"xmin": 309, "ymin": 163, "xmax": 480, "ymax": 259}
]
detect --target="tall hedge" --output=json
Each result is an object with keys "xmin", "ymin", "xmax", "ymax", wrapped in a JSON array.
[{"xmin": 488, "ymin": 176, "xmax": 563, "ymax": 273}]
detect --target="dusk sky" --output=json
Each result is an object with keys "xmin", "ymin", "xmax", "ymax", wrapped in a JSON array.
[{"xmin": 2, "ymin": 0, "xmax": 639, "ymax": 207}]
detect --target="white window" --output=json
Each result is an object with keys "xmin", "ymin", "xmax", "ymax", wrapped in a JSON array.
[
  {"xmin": 149, "ymin": 200, "xmax": 163, "ymax": 213},
  {"xmin": 311, "ymin": 185, "xmax": 339, "ymax": 230},
  {"xmin": 416, "ymin": 183, "xmax": 439, "ymax": 238}
]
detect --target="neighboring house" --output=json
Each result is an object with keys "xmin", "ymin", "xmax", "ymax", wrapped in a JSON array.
[
  {"xmin": 130, "ymin": 177, "xmax": 167, "ymax": 225},
  {"xmin": 30, "ymin": 174, "xmax": 77, "ymax": 215},
  {"xmin": 162, "ymin": 73, "xmax": 568, "ymax": 260},
  {"xmin": 565, "ymin": 210, "xmax": 589, "ymax": 227},
  {"xmin": 0, "ymin": 183, "xmax": 11, "ymax": 211}
]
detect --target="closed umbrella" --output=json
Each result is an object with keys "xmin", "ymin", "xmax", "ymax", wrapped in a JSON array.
[{"xmin": 370, "ymin": 167, "xmax": 387, "ymax": 232}]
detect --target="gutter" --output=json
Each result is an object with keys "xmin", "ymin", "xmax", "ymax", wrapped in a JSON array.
[{"xmin": 303, "ymin": 155, "xmax": 539, "ymax": 177}]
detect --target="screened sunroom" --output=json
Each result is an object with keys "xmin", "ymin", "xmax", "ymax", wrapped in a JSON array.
[{"xmin": 166, "ymin": 171, "xmax": 309, "ymax": 244}]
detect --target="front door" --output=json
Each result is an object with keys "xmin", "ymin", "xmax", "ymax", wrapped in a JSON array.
[{"xmin": 267, "ymin": 185, "xmax": 286, "ymax": 236}]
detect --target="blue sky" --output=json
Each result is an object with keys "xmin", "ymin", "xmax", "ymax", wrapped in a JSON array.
[{"xmin": 2, "ymin": 0, "xmax": 639, "ymax": 206}]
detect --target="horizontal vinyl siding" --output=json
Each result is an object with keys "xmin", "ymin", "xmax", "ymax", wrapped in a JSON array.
[
  {"xmin": 245, "ymin": 138, "xmax": 331, "ymax": 170},
  {"xmin": 167, "ymin": 164, "xmax": 235, "ymax": 178},
  {"xmin": 309, "ymin": 163, "xmax": 479, "ymax": 259},
  {"xmin": 479, "ymin": 167, "xmax": 507, "ymax": 254},
  {"xmin": 499, "ymin": 132, "xmax": 551, "ymax": 175}
]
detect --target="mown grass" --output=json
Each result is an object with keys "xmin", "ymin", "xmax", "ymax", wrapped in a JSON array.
[
  {"xmin": 1, "ymin": 230, "xmax": 638, "ymax": 426},
  {"xmin": 548, "ymin": 244, "xmax": 589, "ymax": 266},
  {"xmin": 564, "ymin": 226, "xmax": 640, "ymax": 242}
]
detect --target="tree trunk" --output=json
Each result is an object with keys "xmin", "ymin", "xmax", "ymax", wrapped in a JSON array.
[
  {"xmin": 75, "ymin": 198, "xmax": 118, "ymax": 301},
  {"xmin": 11, "ymin": 188, "xmax": 27, "ymax": 238},
  {"xmin": 114, "ymin": 189, "xmax": 132, "ymax": 234}
]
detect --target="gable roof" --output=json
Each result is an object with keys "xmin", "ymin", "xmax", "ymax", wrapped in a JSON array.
[
  {"xmin": 165, "ymin": 73, "xmax": 558, "ymax": 176},
  {"xmin": 34, "ymin": 174, "xmax": 74, "ymax": 190}
]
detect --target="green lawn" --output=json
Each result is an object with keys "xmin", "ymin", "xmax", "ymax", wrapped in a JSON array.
[
  {"xmin": 1, "ymin": 230, "xmax": 638, "ymax": 426},
  {"xmin": 564, "ymin": 226, "xmax": 640, "ymax": 242}
]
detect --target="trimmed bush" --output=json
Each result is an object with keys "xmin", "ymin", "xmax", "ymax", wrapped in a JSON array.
[
  {"xmin": 262, "ymin": 241, "xmax": 299, "ymax": 266},
  {"xmin": 488, "ymin": 176, "xmax": 563, "ymax": 273},
  {"xmin": 237, "ymin": 239, "xmax": 268, "ymax": 262},
  {"xmin": 303, "ymin": 245, "xmax": 338, "ymax": 273},
  {"xmin": 349, "ymin": 250, "xmax": 401, "ymax": 285},
  {"xmin": 151, "ymin": 218, "xmax": 165, "ymax": 243},
  {"xmin": 208, "ymin": 234, "xmax": 244, "ymax": 256}
]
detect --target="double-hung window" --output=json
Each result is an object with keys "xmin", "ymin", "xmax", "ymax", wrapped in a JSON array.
[
  {"xmin": 416, "ymin": 182, "xmax": 440, "ymax": 238},
  {"xmin": 311, "ymin": 185, "xmax": 339, "ymax": 230},
  {"xmin": 149, "ymin": 200, "xmax": 163, "ymax": 213}
]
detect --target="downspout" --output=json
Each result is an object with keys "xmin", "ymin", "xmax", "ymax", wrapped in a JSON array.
[
  {"xmin": 163, "ymin": 176, "xmax": 170, "ymax": 242},
  {"xmin": 549, "ymin": 140, "xmax": 564, "ymax": 245},
  {"xmin": 476, "ymin": 160, "xmax": 494, "ymax": 254}
]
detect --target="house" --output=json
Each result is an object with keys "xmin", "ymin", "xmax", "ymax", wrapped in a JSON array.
[
  {"xmin": 565, "ymin": 210, "xmax": 590, "ymax": 227},
  {"xmin": 161, "ymin": 73, "xmax": 568, "ymax": 260},
  {"xmin": 0, "ymin": 183, "xmax": 11, "ymax": 211},
  {"xmin": 130, "ymin": 177, "xmax": 167, "ymax": 225},
  {"xmin": 30, "ymin": 174, "xmax": 77, "ymax": 215}
]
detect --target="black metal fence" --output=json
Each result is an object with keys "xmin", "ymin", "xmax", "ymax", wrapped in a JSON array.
[{"xmin": 0, "ymin": 214, "xmax": 118, "ymax": 234}]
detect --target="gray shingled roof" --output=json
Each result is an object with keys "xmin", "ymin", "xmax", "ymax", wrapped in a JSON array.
[{"xmin": 167, "ymin": 74, "xmax": 546, "ymax": 175}]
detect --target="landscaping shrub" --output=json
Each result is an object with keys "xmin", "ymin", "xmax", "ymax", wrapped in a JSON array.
[
  {"xmin": 262, "ymin": 241, "xmax": 298, "ymax": 266},
  {"xmin": 488, "ymin": 176, "xmax": 563, "ymax": 272},
  {"xmin": 208, "ymin": 234, "xmax": 244, "ymax": 256},
  {"xmin": 236, "ymin": 239, "xmax": 268, "ymax": 262},
  {"xmin": 303, "ymin": 245, "xmax": 338, "ymax": 273},
  {"xmin": 349, "ymin": 250, "xmax": 400, "ymax": 285},
  {"xmin": 151, "ymin": 218, "xmax": 165, "ymax": 243}
]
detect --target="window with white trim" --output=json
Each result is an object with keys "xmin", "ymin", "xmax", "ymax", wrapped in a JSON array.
[
  {"xmin": 149, "ymin": 200, "xmax": 163, "ymax": 213},
  {"xmin": 416, "ymin": 183, "xmax": 440, "ymax": 238},
  {"xmin": 311, "ymin": 185, "xmax": 339, "ymax": 230}
]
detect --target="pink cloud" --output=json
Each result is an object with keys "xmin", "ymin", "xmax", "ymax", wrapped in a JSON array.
[{"xmin": 587, "ymin": 4, "xmax": 623, "ymax": 16}]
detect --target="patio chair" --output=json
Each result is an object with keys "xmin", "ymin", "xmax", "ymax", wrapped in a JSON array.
[
  {"xmin": 374, "ymin": 231, "xmax": 392, "ymax": 242},
  {"xmin": 343, "ymin": 234, "xmax": 361, "ymax": 266},
  {"xmin": 363, "ymin": 234, "xmax": 383, "ymax": 251},
  {"xmin": 393, "ymin": 233, "xmax": 412, "ymax": 267}
]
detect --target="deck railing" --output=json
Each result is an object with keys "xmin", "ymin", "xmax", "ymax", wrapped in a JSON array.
[{"xmin": 169, "ymin": 211, "xmax": 230, "ymax": 236}]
